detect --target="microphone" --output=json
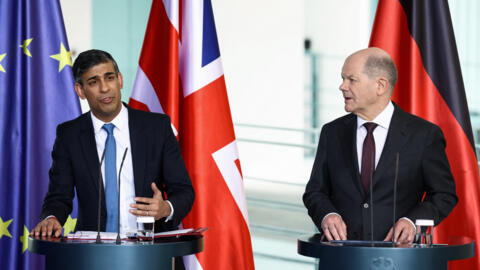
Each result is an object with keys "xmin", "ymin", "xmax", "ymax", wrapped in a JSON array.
[
  {"xmin": 116, "ymin": 148, "xmax": 128, "ymax": 245},
  {"xmin": 369, "ymin": 152, "xmax": 374, "ymax": 246},
  {"xmin": 96, "ymin": 148, "xmax": 107, "ymax": 244},
  {"xmin": 392, "ymin": 153, "xmax": 400, "ymax": 246}
]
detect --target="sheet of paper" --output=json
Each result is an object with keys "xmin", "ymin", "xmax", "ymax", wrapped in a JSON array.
[{"xmin": 67, "ymin": 231, "xmax": 128, "ymax": 240}]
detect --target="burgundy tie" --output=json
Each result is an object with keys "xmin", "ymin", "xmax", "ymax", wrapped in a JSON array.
[{"xmin": 361, "ymin": 122, "xmax": 378, "ymax": 192}]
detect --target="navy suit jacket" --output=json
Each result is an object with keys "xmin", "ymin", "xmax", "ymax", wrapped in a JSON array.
[
  {"xmin": 303, "ymin": 104, "xmax": 457, "ymax": 240},
  {"xmin": 40, "ymin": 105, "xmax": 194, "ymax": 232}
]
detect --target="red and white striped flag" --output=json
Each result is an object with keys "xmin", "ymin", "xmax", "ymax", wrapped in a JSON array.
[{"xmin": 129, "ymin": 0, "xmax": 254, "ymax": 269}]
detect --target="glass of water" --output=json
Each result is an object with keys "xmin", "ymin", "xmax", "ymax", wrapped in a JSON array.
[
  {"xmin": 414, "ymin": 219, "xmax": 434, "ymax": 247},
  {"xmin": 137, "ymin": 216, "xmax": 155, "ymax": 243}
]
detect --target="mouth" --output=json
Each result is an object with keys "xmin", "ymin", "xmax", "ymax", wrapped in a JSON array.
[{"xmin": 100, "ymin": 97, "xmax": 114, "ymax": 104}]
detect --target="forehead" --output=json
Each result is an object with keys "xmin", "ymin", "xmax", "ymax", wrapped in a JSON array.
[
  {"xmin": 82, "ymin": 61, "xmax": 116, "ymax": 80},
  {"xmin": 341, "ymin": 54, "xmax": 366, "ymax": 77}
]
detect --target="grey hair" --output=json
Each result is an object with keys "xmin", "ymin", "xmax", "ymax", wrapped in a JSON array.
[{"xmin": 363, "ymin": 54, "xmax": 397, "ymax": 90}]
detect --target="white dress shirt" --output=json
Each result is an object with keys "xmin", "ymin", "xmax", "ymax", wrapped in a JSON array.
[
  {"xmin": 91, "ymin": 104, "xmax": 137, "ymax": 234},
  {"xmin": 91, "ymin": 104, "xmax": 173, "ymax": 234},
  {"xmin": 356, "ymin": 101, "xmax": 394, "ymax": 171}
]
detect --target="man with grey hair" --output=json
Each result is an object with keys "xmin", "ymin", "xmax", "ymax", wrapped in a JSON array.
[{"xmin": 303, "ymin": 47, "xmax": 457, "ymax": 244}]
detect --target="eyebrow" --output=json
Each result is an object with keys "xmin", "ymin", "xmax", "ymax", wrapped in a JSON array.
[{"xmin": 86, "ymin": 72, "xmax": 116, "ymax": 82}]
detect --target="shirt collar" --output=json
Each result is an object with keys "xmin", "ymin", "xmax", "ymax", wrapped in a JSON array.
[
  {"xmin": 91, "ymin": 103, "xmax": 128, "ymax": 134},
  {"xmin": 357, "ymin": 101, "xmax": 394, "ymax": 130}
]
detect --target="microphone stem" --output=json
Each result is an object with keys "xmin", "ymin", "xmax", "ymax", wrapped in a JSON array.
[
  {"xmin": 392, "ymin": 153, "xmax": 399, "ymax": 246},
  {"xmin": 370, "ymin": 153, "xmax": 374, "ymax": 246},
  {"xmin": 96, "ymin": 148, "xmax": 106, "ymax": 244},
  {"xmin": 116, "ymin": 148, "xmax": 128, "ymax": 245}
]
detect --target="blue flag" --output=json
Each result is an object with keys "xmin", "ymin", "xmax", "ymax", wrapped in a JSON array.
[{"xmin": 0, "ymin": 0, "xmax": 81, "ymax": 269}]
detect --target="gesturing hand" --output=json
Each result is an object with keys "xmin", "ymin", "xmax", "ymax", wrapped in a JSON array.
[{"xmin": 130, "ymin": 182, "xmax": 172, "ymax": 220}]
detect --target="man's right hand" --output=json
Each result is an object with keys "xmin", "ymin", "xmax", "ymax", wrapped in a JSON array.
[
  {"xmin": 321, "ymin": 213, "xmax": 347, "ymax": 241},
  {"xmin": 31, "ymin": 216, "xmax": 63, "ymax": 237}
]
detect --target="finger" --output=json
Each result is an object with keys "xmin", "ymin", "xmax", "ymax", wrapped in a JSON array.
[
  {"xmin": 41, "ymin": 223, "xmax": 48, "ymax": 237},
  {"xmin": 384, "ymin": 227, "xmax": 393, "ymax": 241},
  {"xmin": 129, "ymin": 209, "xmax": 150, "ymax": 216},
  {"xmin": 406, "ymin": 230, "xmax": 415, "ymax": 244},
  {"xmin": 336, "ymin": 222, "xmax": 347, "ymax": 240},
  {"xmin": 133, "ymin": 197, "xmax": 155, "ymax": 204},
  {"xmin": 130, "ymin": 203, "xmax": 149, "ymax": 210},
  {"xmin": 54, "ymin": 226, "xmax": 62, "ymax": 238},
  {"xmin": 151, "ymin": 182, "xmax": 161, "ymax": 196},
  {"xmin": 323, "ymin": 228, "xmax": 333, "ymax": 241},
  {"xmin": 131, "ymin": 201, "xmax": 161, "ymax": 211},
  {"xmin": 46, "ymin": 221, "xmax": 54, "ymax": 237},
  {"xmin": 31, "ymin": 226, "xmax": 37, "ymax": 236},
  {"xmin": 31, "ymin": 226, "xmax": 38, "ymax": 236},
  {"xmin": 397, "ymin": 227, "xmax": 408, "ymax": 243},
  {"xmin": 328, "ymin": 225, "xmax": 341, "ymax": 240},
  {"xmin": 34, "ymin": 225, "xmax": 42, "ymax": 237},
  {"xmin": 54, "ymin": 221, "xmax": 63, "ymax": 237},
  {"xmin": 400, "ymin": 225, "xmax": 415, "ymax": 244}
]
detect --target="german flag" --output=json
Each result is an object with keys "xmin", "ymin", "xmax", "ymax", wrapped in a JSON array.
[{"xmin": 370, "ymin": 0, "xmax": 480, "ymax": 269}]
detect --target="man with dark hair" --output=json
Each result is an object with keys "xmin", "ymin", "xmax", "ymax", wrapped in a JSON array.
[
  {"xmin": 72, "ymin": 49, "xmax": 120, "ymax": 84},
  {"xmin": 32, "ymin": 49, "xmax": 194, "ymax": 237},
  {"xmin": 303, "ymin": 47, "xmax": 457, "ymax": 244}
]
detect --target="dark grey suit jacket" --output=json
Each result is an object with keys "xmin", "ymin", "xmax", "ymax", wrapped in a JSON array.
[
  {"xmin": 40, "ymin": 105, "xmax": 194, "ymax": 232},
  {"xmin": 303, "ymin": 104, "xmax": 457, "ymax": 240}
]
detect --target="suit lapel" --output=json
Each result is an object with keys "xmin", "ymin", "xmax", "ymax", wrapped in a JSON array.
[
  {"xmin": 341, "ymin": 114, "xmax": 365, "ymax": 195},
  {"xmin": 372, "ymin": 105, "xmax": 409, "ymax": 188},
  {"xmin": 78, "ymin": 113, "xmax": 105, "ymax": 210},
  {"xmin": 128, "ymin": 107, "xmax": 147, "ymax": 197}
]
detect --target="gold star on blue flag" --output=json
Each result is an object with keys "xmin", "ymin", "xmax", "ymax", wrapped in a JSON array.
[
  {"xmin": 63, "ymin": 215, "xmax": 77, "ymax": 236},
  {"xmin": 20, "ymin": 38, "xmax": 33, "ymax": 57},
  {"xmin": 20, "ymin": 225, "xmax": 29, "ymax": 253},
  {"xmin": 50, "ymin": 42, "xmax": 72, "ymax": 72},
  {"xmin": 0, "ymin": 53, "xmax": 6, "ymax": 73},
  {"xmin": 0, "ymin": 217, "xmax": 13, "ymax": 238}
]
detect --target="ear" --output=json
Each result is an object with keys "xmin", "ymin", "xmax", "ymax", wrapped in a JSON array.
[
  {"xmin": 118, "ymin": 72, "xmax": 124, "ymax": 90},
  {"xmin": 376, "ymin": 77, "xmax": 389, "ymax": 96},
  {"xmin": 74, "ymin": 83, "xmax": 87, "ymax": 100}
]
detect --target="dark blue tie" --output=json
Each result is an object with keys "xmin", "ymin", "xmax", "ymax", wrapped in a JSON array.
[{"xmin": 102, "ymin": 123, "xmax": 118, "ymax": 232}]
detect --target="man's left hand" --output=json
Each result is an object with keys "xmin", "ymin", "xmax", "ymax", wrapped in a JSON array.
[
  {"xmin": 383, "ymin": 218, "xmax": 416, "ymax": 244},
  {"xmin": 130, "ymin": 182, "xmax": 172, "ymax": 220}
]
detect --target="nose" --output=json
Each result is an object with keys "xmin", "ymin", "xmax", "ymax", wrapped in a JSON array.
[
  {"xmin": 339, "ymin": 80, "xmax": 347, "ymax": 92},
  {"xmin": 99, "ymin": 79, "xmax": 109, "ymax": 93}
]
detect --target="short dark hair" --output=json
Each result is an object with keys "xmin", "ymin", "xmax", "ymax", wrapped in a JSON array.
[
  {"xmin": 72, "ymin": 49, "xmax": 120, "ymax": 85},
  {"xmin": 363, "ymin": 54, "xmax": 397, "ymax": 90}
]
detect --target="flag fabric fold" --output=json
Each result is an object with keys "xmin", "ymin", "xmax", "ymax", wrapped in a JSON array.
[
  {"xmin": 0, "ymin": 0, "xmax": 81, "ymax": 269},
  {"xmin": 129, "ymin": 0, "xmax": 254, "ymax": 269},
  {"xmin": 370, "ymin": 0, "xmax": 480, "ymax": 269}
]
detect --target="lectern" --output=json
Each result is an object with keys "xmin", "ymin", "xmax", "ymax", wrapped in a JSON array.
[
  {"xmin": 298, "ymin": 234, "xmax": 474, "ymax": 270},
  {"xmin": 29, "ymin": 234, "xmax": 203, "ymax": 270}
]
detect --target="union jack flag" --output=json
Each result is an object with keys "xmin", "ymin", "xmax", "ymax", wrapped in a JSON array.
[{"xmin": 129, "ymin": 0, "xmax": 254, "ymax": 269}]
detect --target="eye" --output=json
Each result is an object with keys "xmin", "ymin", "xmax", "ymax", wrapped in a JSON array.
[
  {"xmin": 88, "ymin": 80, "xmax": 97, "ymax": 86},
  {"xmin": 107, "ymin": 75, "xmax": 116, "ymax": 81}
]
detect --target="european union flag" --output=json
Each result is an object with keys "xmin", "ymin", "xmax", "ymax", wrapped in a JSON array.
[{"xmin": 0, "ymin": 0, "xmax": 81, "ymax": 269}]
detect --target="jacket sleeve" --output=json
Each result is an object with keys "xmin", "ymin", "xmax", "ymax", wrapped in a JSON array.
[
  {"xmin": 158, "ymin": 117, "xmax": 195, "ymax": 229},
  {"xmin": 303, "ymin": 124, "xmax": 339, "ymax": 230},
  {"xmin": 39, "ymin": 125, "xmax": 75, "ymax": 225},
  {"xmin": 405, "ymin": 125, "xmax": 458, "ymax": 225}
]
